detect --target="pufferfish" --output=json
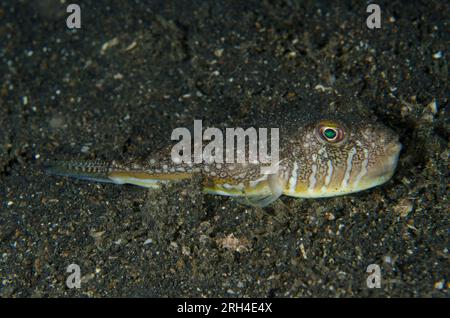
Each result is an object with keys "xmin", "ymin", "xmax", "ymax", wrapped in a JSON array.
[{"xmin": 46, "ymin": 99, "xmax": 402, "ymax": 207}]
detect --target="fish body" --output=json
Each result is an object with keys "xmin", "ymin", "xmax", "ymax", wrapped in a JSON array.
[{"xmin": 47, "ymin": 97, "xmax": 402, "ymax": 207}]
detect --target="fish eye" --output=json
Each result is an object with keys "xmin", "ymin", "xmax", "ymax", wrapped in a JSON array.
[{"xmin": 316, "ymin": 121, "xmax": 345, "ymax": 143}]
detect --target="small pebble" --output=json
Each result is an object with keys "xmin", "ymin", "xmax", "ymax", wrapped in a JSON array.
[
  {"xmin": 214, "ymin": 48, "xmax": 224, "ymax": 58},
  {"xmin": 113, "ymin": 73, "xmax": 123, "ymax": 80},
  {"xmin": 426, "ymin": 99, "xmax": 438, "ymax": 114},
  {"xmin": 432, "ymin": 51, "xmax": 443, "ymax": 59},
  {"xmin": 101, "ymin": 37, "xmax": 119, "ymax": 54},
  {"xmin": 434, "ymin": 280, "xmax": 444, "ymax": 289},
  {"xmin": 393, "ymin": 199, "xmax": 413, "ymax": 217},
  {"xmin": 143, "ymin": 238, "xmax": 153, "ymax": 245}
]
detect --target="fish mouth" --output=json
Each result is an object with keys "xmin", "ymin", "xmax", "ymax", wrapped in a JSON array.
[
  {"xmin": 381, "ymin": 140, "xmax": 402, "ymax": 175},
  {"xmin": 385, "ymin": 140, "xmax": 402, "ymax": 158},
  {"xmin": 363, "ymin": 140, "xmax": 402, "ymax": 188}
]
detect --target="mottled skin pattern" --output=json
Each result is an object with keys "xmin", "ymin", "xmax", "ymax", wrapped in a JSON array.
[{"xmin": 47, "ymin": 96, "xmax": 402, "ymax": 207}]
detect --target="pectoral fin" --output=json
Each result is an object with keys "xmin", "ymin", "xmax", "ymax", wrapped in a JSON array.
[
  {"xmin": 232, "ymin": 174, "xmax": 284, "ymax": 207},
  {"xmin": 232, "ymin": 192, "xmax": 281, "ymax": 208}
]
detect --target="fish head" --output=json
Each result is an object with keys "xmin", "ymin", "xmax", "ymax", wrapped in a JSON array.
[{"xmin": 290, "ymin": 115, "xmax": 402, "ymax": 197}]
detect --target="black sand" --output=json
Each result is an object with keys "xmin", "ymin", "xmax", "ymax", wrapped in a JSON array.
[{"xmin": 0, "ymin": 0, "xmax": 448, "ymax": 297}]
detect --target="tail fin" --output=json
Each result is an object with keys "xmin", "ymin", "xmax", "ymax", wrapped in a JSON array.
[{"xmin": 45, "ymin": 160, "xmax": 115, "ymax": 184}]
